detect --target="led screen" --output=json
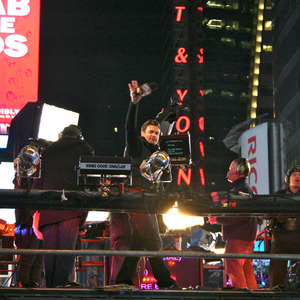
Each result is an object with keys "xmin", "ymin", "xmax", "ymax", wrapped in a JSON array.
[{"xmin": 0, "ymin": 0, "xmax": 41, "ymax": 129}]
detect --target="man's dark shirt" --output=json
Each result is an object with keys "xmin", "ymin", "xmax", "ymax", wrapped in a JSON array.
[
  {"xmin": 125, "ymin": 102, "xmax": 158, "ymax": 190},
  {"xmin": 33, "ymin": 136, "xmax": 94, "ymax": 228}
]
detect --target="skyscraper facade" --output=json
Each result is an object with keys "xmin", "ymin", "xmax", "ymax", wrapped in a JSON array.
[{"xmin": 273, "ymin": 0, "xmax": 300, "ymax": 179}]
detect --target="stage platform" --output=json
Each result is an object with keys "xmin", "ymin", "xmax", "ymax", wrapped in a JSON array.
[{"xmin": 1, "ymin": 287, "xmax": 300, "ymax": 300}]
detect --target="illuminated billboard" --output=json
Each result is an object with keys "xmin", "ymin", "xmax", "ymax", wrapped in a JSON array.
[{"xmin": 0, "ymin": 0, "xmax": 40, "ymax": 130}]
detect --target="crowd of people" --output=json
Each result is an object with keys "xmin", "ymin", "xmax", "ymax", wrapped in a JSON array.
[{"xmin": 10, "ymin": 80, "xmax": 300, "ymax": 290}]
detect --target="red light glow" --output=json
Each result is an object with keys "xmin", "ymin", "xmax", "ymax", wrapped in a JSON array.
[
  {"xmin": 199, "ymin": 90, "xmax": 204, "ymax": 97},
  {"xmin": 167, "ymin": 261, "xmax": 176, "ymax": 267},
  {"xmin": 175, "ymin": 6, "xmax": 186, "ymax": 22},
  {"xmin": 199, "ymin": 168, "xmax": 205, "ymax": 186},
  {"xmin": 176, "ymin": 89, "xmax": 188, "ymax": 102},
  {"xmin": 197, "ymin": 48, "xmax": 204, "ymax": 64},
  {"xmin": 199, "ymin": 142, "xmax": 205, "ymax": 157},
  {"xmin": 198, "ymin": 117, "xmax": 204, "ymax": 131},
  {"xmin": 174, "ymin": 47, "xmax": 188, "ymax": 63},
  {"xmin": 177, "ymin": 168, "xmax": 192, "ymax": 186},
  {"xmin": 176, "ymin": 116, "xmax": 190, "ymax": 133}
]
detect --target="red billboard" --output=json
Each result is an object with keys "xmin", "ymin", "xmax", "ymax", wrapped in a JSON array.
[{"xmin": 0, "ymin": 0, "xmax": 40, "ymax": 131}]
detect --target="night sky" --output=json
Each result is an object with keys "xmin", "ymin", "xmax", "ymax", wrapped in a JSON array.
[{"xmin": 38, "ymin": 1, "xmax": 168, "ymax": 156}]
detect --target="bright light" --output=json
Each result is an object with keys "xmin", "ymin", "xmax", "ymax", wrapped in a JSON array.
[
  {"xmin": 0, "ymin": 135, "xmax": 8, "ymax": 148},
  {"xmin": 207, "ymin": 19, "xmax": 222, "ymax": 29},
  {"xmin": 0, "ymin": 162, "xmax": 15, "ymax": 223},
  {"xmin": 213, "ymin": 248, "xmax": 225, "ymax": 254},
  {"xmin": 38, "ymin": 103, "xmax": 80, "ymax": 142},
  {"xmin": 86, "ymin": 211, "xmax": 109, "ymax": 223},
  {"xmin": 162, "ymin": 202, "xmax": 204, "ymax": 230}
]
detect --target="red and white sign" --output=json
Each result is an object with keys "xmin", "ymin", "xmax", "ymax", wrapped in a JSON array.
[
  {"xmin": 0, "ymin": 0, "xmax": 40, "ymax": 128},
  {"xmin": 239, "ymin": 122, "xmax": 269, "ymax": 194}
]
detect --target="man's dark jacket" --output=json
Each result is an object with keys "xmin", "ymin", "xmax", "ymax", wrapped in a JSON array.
[
  {"xmin": 216, "ymin": 177, "xmax": 257, "ymax": 241},
  {"xmin": 125, "ymin": 102, "xmax": 158, "ymax": 190},
  {"xmin": 34, "ymin": 137, "xmax": 94, "ymax": 228}
]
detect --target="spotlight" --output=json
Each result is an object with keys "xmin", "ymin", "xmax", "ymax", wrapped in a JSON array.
[
  {"xmin": 162, "ymin": 201, "xmax": 204, "ymax": 230},
  {"xmin": 16, "ymin": 145, "xmax": 40, "ymax": 177},
  {"xmin": 140, "ymin": 151, "xmax": 171, "ymax": 182}
]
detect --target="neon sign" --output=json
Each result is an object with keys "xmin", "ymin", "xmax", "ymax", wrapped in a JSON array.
[
  {"xmin": 175, "ymin": 6, "xmax": 186, "ymax": 22},
  {"xmin": 173, "ymin": 4, "xmax": 205, "ymax": 188},
  {"xmin": 176, "ymin": 89, "xmax": 188, "ymax": 102},
  {"xmin": 175, "ymin": 116, "xmax": 190, "ymax": 133}
]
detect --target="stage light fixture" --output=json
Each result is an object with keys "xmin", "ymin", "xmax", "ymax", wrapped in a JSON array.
[
  {"xmin": 140, "ymin": 151, "xmax": 171, "ymax": 182},
  {"xmin": 85, "ymin": 211, "xmax": 109, "ymax": 223},
  {"xmin": 17, "ymin": 145, "xmax": 40, "ymax": 178}
]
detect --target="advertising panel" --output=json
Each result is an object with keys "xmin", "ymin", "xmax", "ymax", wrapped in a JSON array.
[
  {"xmin": 239, "ymin": 123, "xmax": 269, "ymax": 194},
  {"xmin": 0, "ymin": 0, "xmax": 40, "ymax": 130}
]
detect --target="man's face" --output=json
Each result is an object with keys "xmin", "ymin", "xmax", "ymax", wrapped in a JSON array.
[
  {"xmin": 141, "ymin": 125, "xmax": 160, "ymax": 145},
  {"xmin": 289, "ymin": 172, "xmax": 300, "ymax": 190},
  {"xmin": 227, "ymin": 161, "xmax": 242, "ymax": 183}
]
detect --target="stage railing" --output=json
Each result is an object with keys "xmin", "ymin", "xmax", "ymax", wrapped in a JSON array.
[{"xmin": 0, "ymin": 249, "xmax": 299, "ymax": 261}]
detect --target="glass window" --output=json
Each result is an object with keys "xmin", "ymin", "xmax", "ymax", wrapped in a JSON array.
[
  {"xmin": 204, "ymin": 89, "xmax": 214, "ymax": 95},
  {"xmin": 225, "ymin": 0, "xmax": 239, "ymax": 9},
  {"xmin": 241, "ymin": 41, "xmax": 252, "ymax": 49},
  {"xmin": 221, "ymin": 91, "xmax": 235, "ymax": 97},
  {"xmin": 264, "ymin": 21, "xmax": 273, "ymax": 31},
  {"xmin": 206, "ymin": 1, "xmax": 224, "ymax": 8},
  {"xmin": 262, "ymin": 44, "xmax": 273, "ymax": 52},
  {"xmin": 240, "ymin": 92, "xmax": 248, "ymax": 100},
  {"xmin": 265, "ymin": 0, "xmax": 275, "ymax": 10},
  {"xmin": 206, "ymin": 19, "xmax": 223, "ymax": 29},
  {"xmin": 221, "ymin": 37, "xmax": 236, "ymax": 46},
  {"xmin": 225, "ymin": 20, "xmax": 239, "ymax": 30}
]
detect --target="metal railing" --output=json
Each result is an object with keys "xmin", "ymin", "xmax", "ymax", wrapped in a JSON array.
[{"xmin": 0, "ymin": 248, "xmax": 299, "ymax": 261}]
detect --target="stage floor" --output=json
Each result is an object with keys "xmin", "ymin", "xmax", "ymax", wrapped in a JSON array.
[{"xmin": 1, "ymin": 287, "xmax": 300, "ymax": 300}]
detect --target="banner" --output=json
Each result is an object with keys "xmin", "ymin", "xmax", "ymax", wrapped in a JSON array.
[
  {"xmin": 0, "ymin": 0, "xmax": 40, "ymax": 129},
  {"xmin": 239, "ymin": 123, "xmax": 269, "ymax": 194}
]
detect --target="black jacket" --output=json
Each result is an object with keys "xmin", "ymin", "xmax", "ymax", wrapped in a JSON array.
[
  {"xmin": 125, "ymin": 101, "xmax": 158, "ymax": 190},
  {"xmin": 33, "ymin": 137, "xmax": 94, "ymax": 228}
]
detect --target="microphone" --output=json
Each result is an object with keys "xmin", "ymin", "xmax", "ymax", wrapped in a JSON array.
[{"xmin": 131, "ymin": 82, "xmax": 158, "ymax": 97}]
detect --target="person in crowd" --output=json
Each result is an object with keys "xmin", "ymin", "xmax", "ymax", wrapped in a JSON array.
[
  {"xmin": 13, "ymin": 163, "xmax": 43, "ymax": 288},
  {"xmin": 15, "ymin": 207, "xmax": 43, "ymax": 288},
  {"xmin": 110, "ymin": 213, "xmax": 145, "ymax": 287},
  {"xmin": 207, "ymin": 158, "xmax": 258, "ymax": 290},
  {"xmin": 268, "ymin": 165, "xmax": 300, "ymax": 289},
  {"xmin": 115, "ymin": 80, "xmax": 179, "ymax": 289},
  {"xmin": 33, "ymin": 124, "xmax": 94, "ymax": 288}
]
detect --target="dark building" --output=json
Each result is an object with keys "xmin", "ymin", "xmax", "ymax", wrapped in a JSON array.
[{"xmin": 273, "ymin": 0, "xmax": 300, "ymax": 180}]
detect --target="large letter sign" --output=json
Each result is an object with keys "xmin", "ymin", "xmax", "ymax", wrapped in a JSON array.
[
  {"xmin": 0, "ymin": 0, "xmax": 40, "ymax": 130},
  {"xmin": 239, "ymin": 123, "xmax": 270, "ymax": 194}
]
